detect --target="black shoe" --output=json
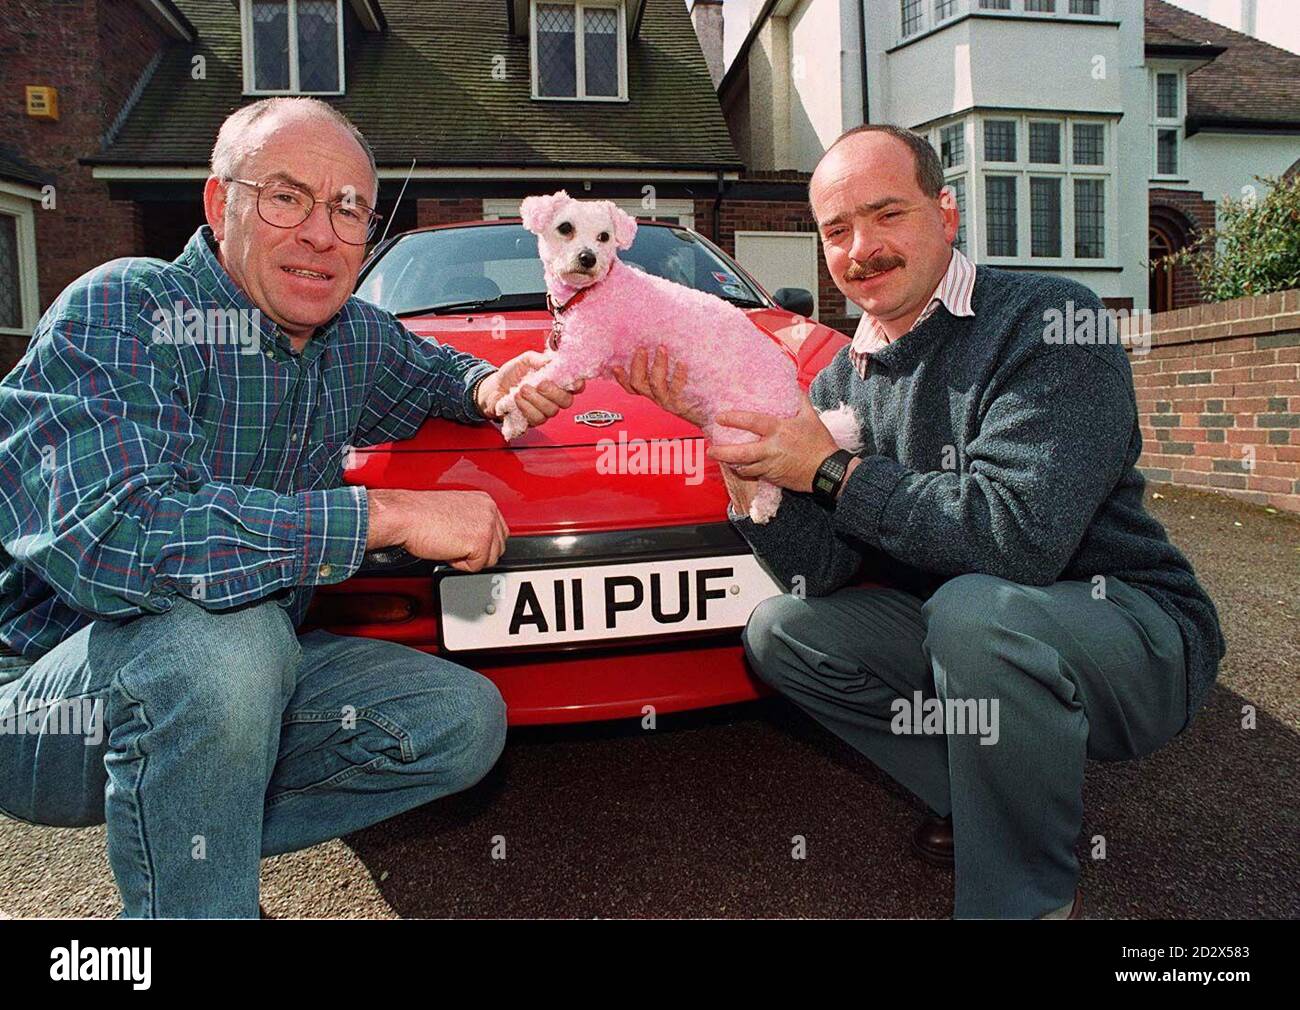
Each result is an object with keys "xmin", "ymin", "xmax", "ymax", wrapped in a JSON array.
[{"xmin": 911, "ymin": 811, "xmax": 953, "ymax": 867}]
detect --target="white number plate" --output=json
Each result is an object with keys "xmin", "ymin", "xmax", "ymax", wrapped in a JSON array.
[{"xmin": 438, "ymin": 554, "xmax": 784, "ymax": 651}]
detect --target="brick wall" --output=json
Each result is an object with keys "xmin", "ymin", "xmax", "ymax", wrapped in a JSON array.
[
  {"xmin": 0, "ymin": 0, "xmax": 168, "ymax": 373},
  {"xmin": 1126, "ymin": 290, "xmax": 1300, "ymax": 513},
  {"xmin": 416, "ymin": 198, "xmax": 484, "ymax": 228}
]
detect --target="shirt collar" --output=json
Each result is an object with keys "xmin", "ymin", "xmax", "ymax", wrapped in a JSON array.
[
  {"xmin": 849, "ymin": 246, "xmax": 976, "ymax": 357},
  {"xmin": 176, "ymin": 225, "xmax": 343, "ymax": 363}
]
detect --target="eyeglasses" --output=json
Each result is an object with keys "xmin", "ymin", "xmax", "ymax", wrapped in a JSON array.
[{"xmin": 224, "ymin": 177, "xmax": 382, "ymax": 246}]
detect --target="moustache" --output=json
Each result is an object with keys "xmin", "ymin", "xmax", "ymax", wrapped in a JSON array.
[{"xmin": 845, "ymin": 255, "xmax": 905, "ymax": 280}]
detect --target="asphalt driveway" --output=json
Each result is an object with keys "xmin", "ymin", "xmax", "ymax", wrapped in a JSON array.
[{"xmin": 2, "ymin": 483, "xmax": 1296, "ymax": 919}]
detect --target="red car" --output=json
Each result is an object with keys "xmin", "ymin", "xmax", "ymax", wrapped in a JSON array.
[{"xmin": 302, "ymin": 219, "xmax": 848, "ymax": 724}]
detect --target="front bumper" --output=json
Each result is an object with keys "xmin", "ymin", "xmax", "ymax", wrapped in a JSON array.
[{"xmin": 303, "ymin": 522, "xmax": 776, "ymax": 724}]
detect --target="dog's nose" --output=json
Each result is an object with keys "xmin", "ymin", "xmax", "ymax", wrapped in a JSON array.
[{"xmin": 578, "ymin": 249, "xmax": 597, "ymax": 270}]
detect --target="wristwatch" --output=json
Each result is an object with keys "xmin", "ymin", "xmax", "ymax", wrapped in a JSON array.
[{"xmin": 811, "ymin": 449, "xmax": 854, "ymax": 508}]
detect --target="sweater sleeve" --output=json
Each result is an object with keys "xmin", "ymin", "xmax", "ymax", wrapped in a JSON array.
[
  {"xmin": 830, "ymin": 344, "xmax": 1135, "ymax": 586},
  {"xmin": 725, "ymin": 362, "xmax": 868, "ymax": 597}
]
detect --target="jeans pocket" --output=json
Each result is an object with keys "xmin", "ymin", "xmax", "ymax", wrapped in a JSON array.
[{"xmin": 265, "ymin": 708, "xmax": 411, "ymax": 806}]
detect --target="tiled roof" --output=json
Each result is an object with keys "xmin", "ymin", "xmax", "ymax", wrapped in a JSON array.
[
  {"xmin": 91, "ymin": 0, "xmax": 739, "ymax": 170},
  {"xmin": 1147, "ymin": 0, "xmax": 1300, "ymax": 129}
]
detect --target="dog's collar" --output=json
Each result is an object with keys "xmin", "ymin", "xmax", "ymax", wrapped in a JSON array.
[
  {"xmin": 546, "ymin": 287, "xmax": 592, "ymax": 316},
  {"xmin": 547, "ymin": 259, "xmax": 616, "ymax": 314}
]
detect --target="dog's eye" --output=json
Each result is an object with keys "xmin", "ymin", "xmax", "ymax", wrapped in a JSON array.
[
  {"xmin": 557, "ymin": 221, "xmax": 574, "ymax": 236},
  {"xmin": 597, "ymin": 232, "xmax": 610, "ymax": 243}
]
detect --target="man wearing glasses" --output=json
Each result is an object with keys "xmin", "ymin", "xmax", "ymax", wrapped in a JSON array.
[{"xmin": 0, "ymin": 98, "xmax": 576, "ymax": 917}]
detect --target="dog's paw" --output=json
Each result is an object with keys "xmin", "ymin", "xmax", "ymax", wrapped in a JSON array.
[
  {"xmin": 499, "ymin": 411, "xmax": 528, "ymax": 440},
  {"xmin": 748, "ymin": 482, "xmax": 783, "ymax": 524},
  {"xmin": 817, "ymin": 402, "xmax": 863, "ymax": 453}
]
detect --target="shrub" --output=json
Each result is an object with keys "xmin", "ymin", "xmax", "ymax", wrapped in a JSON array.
[{"xmin": 1159, "ymin": 173, "xmax": 1300, "ymax": 302}]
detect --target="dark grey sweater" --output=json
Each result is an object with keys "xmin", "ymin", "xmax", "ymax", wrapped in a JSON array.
[{"xmin": 730, "ymin": 267, "xmax": 1225, "ymax": 725}]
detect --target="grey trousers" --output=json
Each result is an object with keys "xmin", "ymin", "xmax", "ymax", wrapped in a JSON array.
[{"xmin": 742, "ymin": 572, "xmax": 1187, "ymax": 918}]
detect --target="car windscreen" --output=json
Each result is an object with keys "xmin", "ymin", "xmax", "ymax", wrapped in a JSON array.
[{"xmin": 355, "ymin": 222, "xmax": 768, "ymax": 316}]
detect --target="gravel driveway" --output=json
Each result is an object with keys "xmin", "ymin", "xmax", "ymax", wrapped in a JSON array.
[{"xmin": 2, "ymin": 483, "xmax": 1296, "ymax": 919}]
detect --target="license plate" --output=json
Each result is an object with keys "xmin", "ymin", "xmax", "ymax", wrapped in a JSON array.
[{"xmin": 438, "ymin": 555, "xmax": 784, "ymax": 651}]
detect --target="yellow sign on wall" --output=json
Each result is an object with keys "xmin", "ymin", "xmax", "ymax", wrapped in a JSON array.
[{"xmin": 25, "ymin": 86, "xmax": 59, "ymax": 121}]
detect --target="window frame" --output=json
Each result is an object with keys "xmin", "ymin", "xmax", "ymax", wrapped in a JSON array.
[
  {"xmin": 929, "ymin": 112, "xmax": 1116, "ymax": 268},
  {"xmin": 530, "ymin": 0, "xmax": 629, "ymax": 103},
  {"xmin": 934, "ymin": 118, "xmax": 972, "ymax": 257},
  {"xmin": 1150, "ymin": 67, "xmax": 1186, "ymax": 181},
  {"xmin": 898, "ymin": 0, "xmax": 1105, "ymax": 42},
  {"xmin": 0, "ymin": 190, "xmax": 40, "ymax": 338},
  {"xmin": 240, "ymin": 0, "xmax": 346, "ymax": 97}
]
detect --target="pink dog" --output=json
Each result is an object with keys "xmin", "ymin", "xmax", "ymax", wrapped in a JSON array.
[{"xmin": 495, "ymin": 190, "xmax": 860, "ymax": 523}]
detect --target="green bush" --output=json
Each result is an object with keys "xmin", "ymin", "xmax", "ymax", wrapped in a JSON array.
[{"xmin": 1159, "ymin": 173, "xmax": 1300, "ymax": 302}]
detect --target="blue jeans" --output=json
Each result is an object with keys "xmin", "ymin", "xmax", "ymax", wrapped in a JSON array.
[
  {"xmin": 0, "ymin": 597, "xmax": 506, "ymax": 918},
  {"xmin": 743, "ymin": 573, "xmax": 1187, "ymax": 918}
]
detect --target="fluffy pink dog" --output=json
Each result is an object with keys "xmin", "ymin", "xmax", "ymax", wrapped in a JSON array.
[{"xmin": 495, "ymin": 190, "xmax": 860, "ymax": 522}]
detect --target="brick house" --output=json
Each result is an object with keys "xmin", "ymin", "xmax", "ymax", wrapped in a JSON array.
[
  {"xmin": 0, "ymin": 0, "xmax": 750, "ymax": 375},
  {"xmin": 710, "ymin": 0, "xmax": 1300, "ymax": 329}
]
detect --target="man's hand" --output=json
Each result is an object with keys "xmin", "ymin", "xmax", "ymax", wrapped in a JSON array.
[
  {"xmin": 612, "ymin": 345, "xmax": 708, "ymax": 427},
  {"xmin": 708, "ymin": 389, "xmax": 840, "ymax": 493},
  {"xmin": 367, "ymin": 488, "xmax": 509, "ymax": 573},
  {"xmin": 474, "ymin": 350, "xmax": 584, "ymax": 428}
]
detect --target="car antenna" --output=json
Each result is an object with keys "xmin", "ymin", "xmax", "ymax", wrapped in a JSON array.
[{"xmin": 376, "ymin": 157, "xmax": 416, "ymax": 248}]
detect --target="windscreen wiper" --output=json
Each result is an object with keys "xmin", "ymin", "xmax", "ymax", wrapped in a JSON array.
[{"xmin": 396, "ymin": 297, "xmax": 502, "ymax": 317}]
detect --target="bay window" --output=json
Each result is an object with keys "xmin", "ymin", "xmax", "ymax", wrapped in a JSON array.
[
  {"xmin": 930, "ymin": 113, "xmax": 1115, "ymax": 265},
  {"xmin": 899, "ymin": 0, "xmax": 1104, "ymax": 40}
]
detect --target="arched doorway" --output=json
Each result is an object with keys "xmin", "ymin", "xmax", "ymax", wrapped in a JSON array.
[{"xmin": 1148, "ymin": 206, "xmax": 1195, "ymax": 314}]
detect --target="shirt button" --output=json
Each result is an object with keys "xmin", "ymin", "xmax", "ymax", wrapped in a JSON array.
[
  {"xmin": 318, "ymin": 564, "xmax": 333, "ymax": 579},
  {"xmin": 290, "ymin": 431, "xmax": 298, "ymax": 442},
  {"xmin": 264, "ymin": 348, "xmax": 274, "ymax": 359}
]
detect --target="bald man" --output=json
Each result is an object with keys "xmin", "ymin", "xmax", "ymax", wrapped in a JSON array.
[{"xmin": 0, "ymin": 98, "xmax": 576, "ymax": 917}]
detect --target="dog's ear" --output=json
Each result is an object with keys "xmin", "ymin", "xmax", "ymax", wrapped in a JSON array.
[
  {"xmin": 520, "ymin": 190, "xmax": 570, "ymax": 235},
  {"xmin": 608, "ymin": 203, "xmax": 638, "ymax": 250}
]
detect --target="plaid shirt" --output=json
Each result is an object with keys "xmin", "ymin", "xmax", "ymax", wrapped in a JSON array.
[
  {"xmin": 0, "ymin": 226, "xmax": 495, "ymax": 660},
  {"xmin": 848, "ymin": 246, "xmax": 976, "ymax": 379}
]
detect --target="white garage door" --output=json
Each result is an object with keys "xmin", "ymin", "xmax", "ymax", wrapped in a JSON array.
[{"xmin": 733, "ymin": 231, "xmax": 819, "ymax": 320}]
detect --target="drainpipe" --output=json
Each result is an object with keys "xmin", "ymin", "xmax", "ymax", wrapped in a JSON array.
[
  {"xmin": 713, "ymin": 169, "xmax": 725, "ymax": 245},
  {"xmin": 858, "ymin": 0, "xmax": 869, "ymax": 124}
]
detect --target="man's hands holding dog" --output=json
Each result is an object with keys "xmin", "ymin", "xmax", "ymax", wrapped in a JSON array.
[
  {"xmin": 612, "ymin": 346, "xmax": 708, "ymax": 427},
  {"xmin": 710, "ymin": 393, "xmax": 843, "ymax": 494},
  {"xmin": 475, "ymin": 350, "xmax": 585, "ymax": 428},
  {"xmin": 615, "ymin": 346, "xmax": 847, "ymax": 499}
]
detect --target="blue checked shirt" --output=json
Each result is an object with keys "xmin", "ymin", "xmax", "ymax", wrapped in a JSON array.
[{"xmin": 0, "ymin": 226, "xmax": 495, "ymax": 660}]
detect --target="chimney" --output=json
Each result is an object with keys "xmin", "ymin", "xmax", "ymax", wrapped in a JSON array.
[
  {"xmin": 1240, "ymin": 0, "xmax": 1257, "ymax": 39},
  {"xmin": 691, "ymin": 0, "xmax": 725, "ymax": 89}
]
